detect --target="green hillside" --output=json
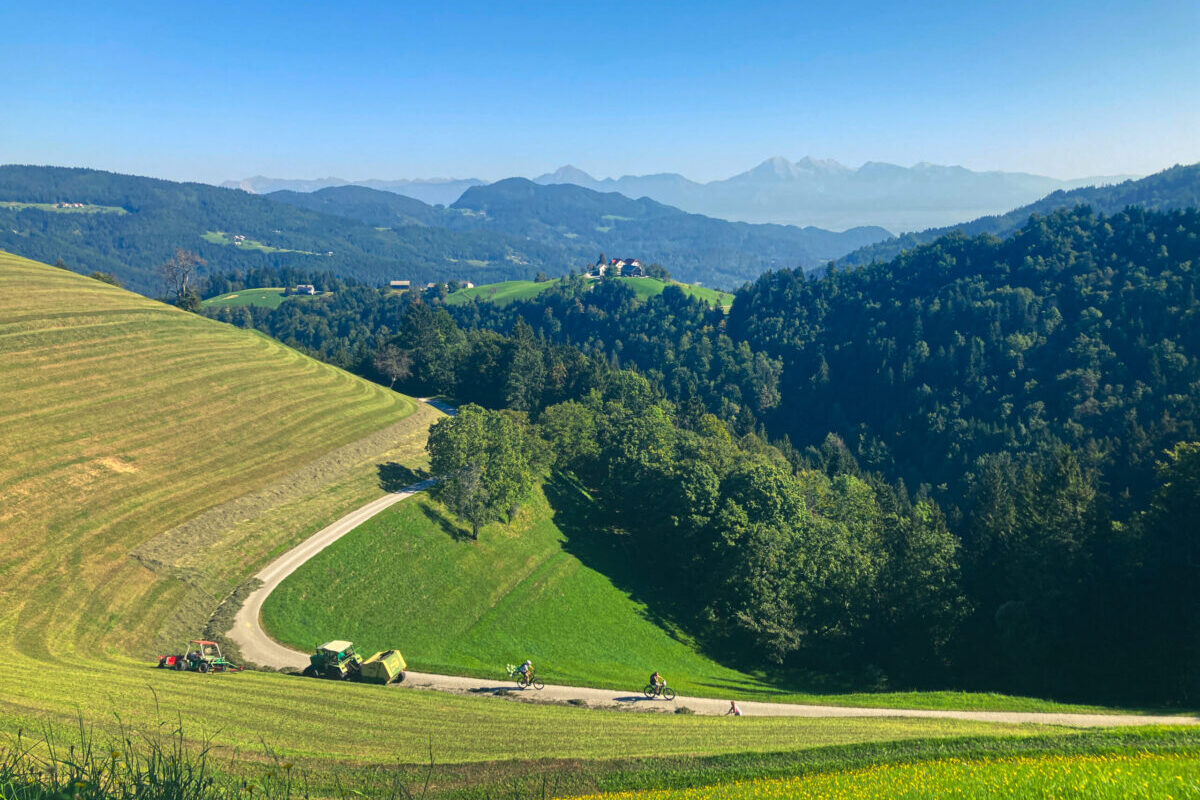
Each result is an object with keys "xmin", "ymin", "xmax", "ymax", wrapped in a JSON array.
[
  {"xmin": 201, "ymin": 285, "xmax": 334, "ymax": 309},
  {"xmin": 262, "ymin": 484, "xmax": 763, "ymax": 696},
  {"xmin": 445, "ymin": 277, "xmax": 734, "ymax": 309},
  {"xmin": 202, "ymin": 286, "xmax": 294, "ymax": 308},
  {"xmin": 444, "ymin": 279, "xmax": 558, "ymax": 305},
  {"xmin": 0, "ymin": 251, "xmax": 1055, "ymax": 795}
]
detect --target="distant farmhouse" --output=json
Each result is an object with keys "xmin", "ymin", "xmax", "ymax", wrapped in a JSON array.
[
  {"xmin": 291, "ymin": 284, "xmax": 316, "ymax": 295},
  {"xmin": 587, "ymin": 256, "xmax": 645, "ymax": 278},
  {"xmin": 389, "ymin": 280, "xmax": 411, "ymax": 290}
]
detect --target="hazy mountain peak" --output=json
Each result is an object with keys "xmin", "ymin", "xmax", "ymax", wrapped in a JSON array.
[{"xmin": 537, "ymin": 164, "xmax": 597, "ymax": 184}]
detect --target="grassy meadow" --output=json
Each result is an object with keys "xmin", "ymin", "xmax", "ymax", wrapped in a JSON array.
[
  {"xmin": 616, "ymin": 276, "xmax": 735, "ymax": 308},
  {"xmin": 202, "ymin": 286, "xmax": 294, "ymax": 309},
  {"xmin": 1, "ymin": 250, "xmax": 1190, "ymax": 798},
  {"xmin": 201, "ymin": 230, "xmax": 318, "ymax": 254},
  {"xmin": 444, "ymin": 278, "xmax": 559, "ymax": 305}
]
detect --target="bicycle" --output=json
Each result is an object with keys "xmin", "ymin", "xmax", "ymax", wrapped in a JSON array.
[
  {"xmin": 643, "ymin": 682, "xmax": 676, "ymax": 701},
  {"xmin": 511, "ymin": 669, "xmax": 544, "ymax": 690}
]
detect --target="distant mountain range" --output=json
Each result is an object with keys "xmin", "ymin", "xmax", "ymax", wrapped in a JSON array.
[
  {"xmin": 225, "ymin": 158, "xmax": 1137, "ymax": 233},
  {"xmin": 837, "ymin": 163, "xmax": 1200, "ymax": 268},
  {"xmin": 0, "ymin": 166, "xmax": 888, "ymax": 294},
  {"xmin": 271, "ymin": 179, "xmax": 890, "ymax": 288}
]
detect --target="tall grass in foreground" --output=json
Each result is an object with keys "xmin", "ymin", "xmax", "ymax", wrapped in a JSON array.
[
  {"xmin": 570, "ymin": 752, "xmax": 1200, "ymax": 800},
  {"xmin": 0, "ymin": 720, "xmax": 429, "ymax": 800}
]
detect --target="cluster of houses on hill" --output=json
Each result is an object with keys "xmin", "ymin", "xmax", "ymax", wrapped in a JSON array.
[
  {"xmin": 55, "ymin": 202, "xmax": 87, "ymax": 209},
  {"xmin": 587, "ymin": 256, "xmax": 645, "ymax": 278}
]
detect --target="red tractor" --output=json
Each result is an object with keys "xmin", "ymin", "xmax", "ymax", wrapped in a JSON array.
[{"xmin": 157, "ymin": 640, "xmax": 243, "ymax": 673}]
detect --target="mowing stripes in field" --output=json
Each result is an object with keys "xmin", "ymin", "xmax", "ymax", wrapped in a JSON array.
[{"xmin": 0, "ymin": 251, "xmax": 420, "ymax": 659}]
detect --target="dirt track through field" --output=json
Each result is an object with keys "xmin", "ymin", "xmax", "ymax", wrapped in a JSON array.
[{"xmin": 228, "ymin": 411, "xmax": 1200, "ymax": 727}]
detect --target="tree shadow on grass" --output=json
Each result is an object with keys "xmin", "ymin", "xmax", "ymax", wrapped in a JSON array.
[
  {"xmin": 420, "ymin": 503, "xmax": 474, "ymax": 543},
  {"xmin": 378, "ymin": 461, "xmax": 422, "ymax": 492},
  {"xmin": 543, "ymin": 473, "xmax": 847, "ymax": 700},
  {"xmin": 543, "ymin": 473, "xmax": 696, "ymax": 649}
]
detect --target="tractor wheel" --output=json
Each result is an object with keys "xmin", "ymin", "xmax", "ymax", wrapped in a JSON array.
[
  {"xmin": 302, "ymin": 665, "xmax": 318, "ymax": 678},
  {"xmin": 174, "ymin": 659, "xmax": 185, "ymax": 672},
  {"xmin": 394, "ymin": 671, "xmax": 406, "ymax": 684},
  {"xmin": 662, "ymin": 687, "xmax": 676, "ymax": 701},
  {"xmin": 199, "ymin": 662, "xmax": 210, "ymax": 674}
]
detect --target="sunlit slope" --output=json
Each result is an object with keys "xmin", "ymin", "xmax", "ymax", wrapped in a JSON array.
[
  {"xmin": 262, "ymin": 486, "xmax": 763, "ymax": 697},
  {"xmin": 0, "ymin": 252, "xmax": 420, "ymax": 659}
]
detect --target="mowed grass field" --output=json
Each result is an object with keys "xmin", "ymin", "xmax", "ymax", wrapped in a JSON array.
[
  {"xmin": 202, "ymin": 286, "xmax": 293, "ymax": 309},
  {"xmin": 444, "ymin": 277, "xmax": 735, "ymax": 309},
  {"xmin": 0, "ymin": 251, "xmax": 1081, "ymax": 797},
  {"xmin": 0, "ymin": 254, "xmax": 426, "ymax": 660}
]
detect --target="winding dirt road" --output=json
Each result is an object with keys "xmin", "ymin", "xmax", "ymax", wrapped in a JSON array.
[{"xmin": 227, "ymin": 450, "xmax": 1199, "ymax": 727}]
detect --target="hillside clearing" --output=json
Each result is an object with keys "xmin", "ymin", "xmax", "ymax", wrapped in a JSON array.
[
  {"xmin": 0, "ymin": 200, "xmax": 127, "ymax": 214},
  {"xmin": 201, "ymin": 287, "xmax": 298, "ymax": 309}
]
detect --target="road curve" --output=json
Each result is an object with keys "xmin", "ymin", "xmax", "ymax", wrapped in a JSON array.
[
  {"xmin": 229, "ymin": 478, "xmax": 435, "ymax": 670},
  {"xmin": 227, "ymin": 462, "xmax": 1199, "ymax": 726}
]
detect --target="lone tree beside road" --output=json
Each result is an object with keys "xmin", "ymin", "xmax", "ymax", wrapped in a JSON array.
[{"xmin": 426, "ymin": 404, "xmax": 536, "ymax": 539}]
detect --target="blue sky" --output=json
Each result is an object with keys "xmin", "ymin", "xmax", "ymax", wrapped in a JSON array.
[{"xmin": 2, "ymin": 1, "xmax": 1197, "ymax": 183}]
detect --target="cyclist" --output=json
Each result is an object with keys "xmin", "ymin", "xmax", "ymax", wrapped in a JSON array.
[
  {"xmin": 649, "ymin": 670, "xmax": 664, "ymax": 694},
  {"xmin": 517, "ymin": 659, "xmax": 534, "ymax": 683}
]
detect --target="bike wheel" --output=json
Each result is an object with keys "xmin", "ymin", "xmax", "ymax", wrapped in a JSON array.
[
  {"xmin": 662, "ymin": 687, "xmax": 676, "ymax": 701},
  {"xmin": 643, "ymin": 685, "xmax": 655, "ymax": 698},
  {"xmin": 532, "ymin": 679, "xmax": 544, "ymax": 690}
]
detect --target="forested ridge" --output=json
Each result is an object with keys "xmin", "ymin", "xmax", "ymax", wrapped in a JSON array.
[
  {"xmin": 0, "ymin": 165, "xmax": 568, "ymax": 293},
  {"xmin": 0, "ymin": 165, "xmax": 885, "ymax": 296},
  {"xmin": 840, "ymin": 162, "xmax": 1200, "ymax": 267},
  {"xmin": 203, "ymin": 205, "xmax": 1200, "ymax": 702}
]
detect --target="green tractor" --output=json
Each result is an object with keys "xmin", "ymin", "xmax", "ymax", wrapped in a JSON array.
[
  {"xmin": 305, "ymin": 640, "xmax": 363, "ymax": 680},
  {"xmin": 304, "ymin": 640, "xmax": 407, "ymax": 684}
]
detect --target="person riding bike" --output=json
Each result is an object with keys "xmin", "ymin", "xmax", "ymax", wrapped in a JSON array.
[
  {"xmin": 517, "ymin": 659, "xmax": 534, "ymax": 682},
  {"xmin": 649, "ymin": 671, "xmax": 664, "ymax": 692}
]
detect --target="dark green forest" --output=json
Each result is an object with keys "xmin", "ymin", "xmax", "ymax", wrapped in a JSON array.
[{"xmin": 204, "ymin": 205, "xmax": 1200, "ymax": 703}]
